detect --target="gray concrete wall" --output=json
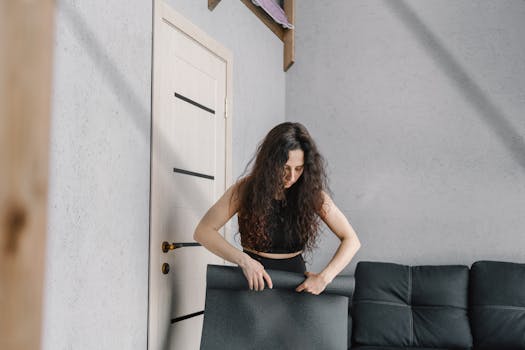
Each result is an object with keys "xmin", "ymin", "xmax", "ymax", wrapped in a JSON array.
[
  {"xmin": 42, "ymin": 1, "xmax": 285, "ymax": 349},
  {"xmin": 287, "ymin": 0, "xmax": 525, "ymax": 274}
]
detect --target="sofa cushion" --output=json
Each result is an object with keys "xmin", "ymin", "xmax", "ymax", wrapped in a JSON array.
[
  {"xmin": 470, "ymin": 260, "xmax": 525, "ymax": 350},
  {"xmin": 352, "ymin": 261, "xmax": 472, "ymax": 349}
]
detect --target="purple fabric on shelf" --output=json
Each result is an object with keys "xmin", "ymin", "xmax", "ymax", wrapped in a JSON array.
[{"xmin": 251, "ymin": 0, "xmax": 294, "ymax": 29}]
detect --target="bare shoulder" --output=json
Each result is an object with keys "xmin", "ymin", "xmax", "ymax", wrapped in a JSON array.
[
  {"xmin": 318, "ymin": 190, "xmax": 334, "ymax": 219},
  {"xmin": 320, "ymin": 190, "xmax": 333, "ymax": 203},
  {"xmin": 223, "ymin": 178, "xmax": 247, "ymax": 210},
  {"xmin": 213, "ymin": 177, "xmax": 241, "ymax": 208},
  {"xmin": 201, "ymin": 178, "xmax": 248, "ymax": 229}
]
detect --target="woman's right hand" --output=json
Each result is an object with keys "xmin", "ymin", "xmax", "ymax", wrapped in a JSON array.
[{"xmin": 239, "ymin": 254, "xmax": 273, "ymax": 291}]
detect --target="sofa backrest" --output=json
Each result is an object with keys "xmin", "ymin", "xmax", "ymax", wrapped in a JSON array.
[
  {"xmin": 351, "ymin": 261, "xmax": 472, "ymax": 349},
  {"xmin": 470, "ymin": 260, "xmax": 525, "ymax": 350}
]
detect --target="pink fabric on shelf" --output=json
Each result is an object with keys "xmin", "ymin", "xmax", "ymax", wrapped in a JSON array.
[{"xmin": 251, "ymin": 0, "xmax": 294, "ymax": 29}]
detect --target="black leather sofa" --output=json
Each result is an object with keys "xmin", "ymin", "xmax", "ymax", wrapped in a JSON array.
[
  {"xmin": 350, "ymin": 260, "xmax": 525, "ymax": 350},
  {"xmin": 200, "ymin": 260, "xmax": 525, "ymax": 350}
]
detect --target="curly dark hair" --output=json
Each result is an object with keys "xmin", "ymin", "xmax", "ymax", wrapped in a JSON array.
[{"xmin": 233, "ymin": 122, "xmax": 331, "ymax": 254}]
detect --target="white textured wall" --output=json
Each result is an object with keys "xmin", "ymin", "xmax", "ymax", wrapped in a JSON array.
[
  {"xmin": 287, "ymin": 0, "xmax": 525, "ymax": 274},
  {"xmin": 43, "ymin": 0, "xmax": 285, "ymax": 349},
  {"xmin": 43, "ymin": 1, "xmax": 152, "ymax": 349}
]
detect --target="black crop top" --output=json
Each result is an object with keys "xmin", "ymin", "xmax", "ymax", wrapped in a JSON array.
[{"xmin": 239, "ymin": 199, "xmax": 304, "ymax": 254}]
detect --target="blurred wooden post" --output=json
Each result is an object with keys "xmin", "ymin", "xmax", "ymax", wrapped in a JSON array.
[{"xmin": 0, "ymin": 1, "xmax": 55, "ymax": 349}]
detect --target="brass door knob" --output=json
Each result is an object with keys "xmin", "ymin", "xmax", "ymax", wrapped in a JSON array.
[
  {"xmin": 162, "ymin": 241, "xmax": 201, "ymax": 253},
  {"xmin": 161, "ymin": 263, "xmax": 170, "ymax": 274},
  {"xmin": 162, "ymin": 241, "xmax": 174, "ymax": 253}
]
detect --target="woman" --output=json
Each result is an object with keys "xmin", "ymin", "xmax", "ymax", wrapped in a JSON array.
[{"xmin": 194, "ymin": 122, "xmax": 361, "ymax": 295}]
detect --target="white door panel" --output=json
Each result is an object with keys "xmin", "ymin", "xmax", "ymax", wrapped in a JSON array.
[
  {"xmin": 149, "ymin": 1, "xmax": 233, "ymax": 349},
  {"xmin": 162, "ymin": 173, "xmax": 214, "ymax": 212},
  {"xmin": 167, "ymin": 56, "xmax": 218, "ymax": 112},
  {"xmin": 167, "ymin": 247, "xmax": 222, "ymax": 318},
  {"xmin": 159, "ymin": 99, "xmax": 215, "ymax": 176},
  {"xmin": 167, "ymin": 315, "xmax": 204, "ymax": 350},
  {"xmin": 161, "ymin": 207, "xmax": 211, "ymax": 243}
]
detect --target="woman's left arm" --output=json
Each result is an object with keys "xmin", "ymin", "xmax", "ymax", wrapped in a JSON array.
[{"xmin": 296, "ymin": 191, "xmax": 361, "ymax": 295}]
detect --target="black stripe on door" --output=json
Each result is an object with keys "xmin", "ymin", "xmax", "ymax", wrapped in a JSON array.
[
  {"xmin": 174, "ymin": 92, "xmax": 215, "ymax": 115},
  {"xmin": 173, "ymin": 167, "xmax": 214, "ymax": 180},
  {"xmin": 171, "ymin": 310, "xmax": 204, "ymax": 324}
]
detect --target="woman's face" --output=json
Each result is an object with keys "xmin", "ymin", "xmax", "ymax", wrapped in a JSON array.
[{"xmin": 283, "ymin": 149, "xmax": 304, "ymax": 188}]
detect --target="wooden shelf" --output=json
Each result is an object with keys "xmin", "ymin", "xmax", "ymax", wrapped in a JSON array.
[{"xmin": 209, "ymin": 0, "xmax": 294, "ymax": 71}]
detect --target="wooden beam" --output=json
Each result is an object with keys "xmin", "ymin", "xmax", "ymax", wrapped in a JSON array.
[
  {"xmin": 210, "ymin": 0, "xmax": 295, "ymax": 71},
  {"xmin": 0, "ymin": 0, "xmax": 54, "ymax": 349},
  {"xmin": 283, "ymin": 0, "xmax": 295, "ymax": 71},
  {"xmin": 240, "ymin": 0, "xmax": 285, "ymax": 42},
  {"xmin": 208, "ymin": 0, "xmax": 222, "ymax": 11}
]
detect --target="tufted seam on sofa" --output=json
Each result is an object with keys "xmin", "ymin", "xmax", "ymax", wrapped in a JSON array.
[
  {"xmin": 353, "ymin": 299, "xmax": 408, "ymax": 307},
  {"xmin": 352, "ymin": 300, "xmax": 468, "ymax": 309},
  {"xmin": 473, "ymin": 304, "xmax": 525, "ymax": 311}
]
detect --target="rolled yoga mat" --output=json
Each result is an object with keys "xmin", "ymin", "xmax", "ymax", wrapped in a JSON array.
[{"xmin": 200, "ymin": 264, "xmax": 355, "ymax": 350}]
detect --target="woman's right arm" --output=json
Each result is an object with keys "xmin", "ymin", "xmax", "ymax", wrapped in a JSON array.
[{"xmin": 193, "ymin": 181, "xmax": 273, "ymax": 291}]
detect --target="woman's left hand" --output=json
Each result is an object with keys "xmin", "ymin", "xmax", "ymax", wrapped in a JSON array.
[{"xmin": 295, "ymin": 271, "xmax": 330, "ymax": 295}]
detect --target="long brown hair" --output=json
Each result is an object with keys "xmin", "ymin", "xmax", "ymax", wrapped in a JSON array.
[{"xmin": 234, "ymin": 122, "xmax": 330, "ymax": 254}]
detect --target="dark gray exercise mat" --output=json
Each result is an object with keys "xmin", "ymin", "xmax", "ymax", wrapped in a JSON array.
[{"xmin": 200, "ymin": 264, "xmax": 354, "ymax": 350}]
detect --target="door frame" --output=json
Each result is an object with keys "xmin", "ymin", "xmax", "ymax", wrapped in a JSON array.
[{"xmin": 148, "ymin": 0, "xmax": 233, "ymax": 347}]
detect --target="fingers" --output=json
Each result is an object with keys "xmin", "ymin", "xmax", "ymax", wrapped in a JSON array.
[
  {"xmin": 258, "ymin": 273, "xmax": 265, "ymax": 291},
  {"xmin": 253, "ymin": 275, "xmax": 260, "ymax": 291},
  {"xmin": 297, "ymin": 271, "xmax": 310, "ymax": 292},
  {"xmin": 242, "ymin": 258, "xmax": 265, "ymax": 291},
  {"xmin": 296, "ymin": 283, "xmax": 318, "ymax": 295},
  {"xmin": 263, "ymin": 270, "xmax": 273, "ymax": 289},
  {"xmin": 250, "ymin": 271, "xmax": 267, "ymax": 291},
  {"xmin": 245, "ymin": 267, "xmax": 268, "ymax": 291},
  {"xmin": 296, "ymin": 272, "xmax": 326, "ymax": 295},
  {"xmin": 241, "ymin": 258, "xmax": 275, "ymax": 291}
]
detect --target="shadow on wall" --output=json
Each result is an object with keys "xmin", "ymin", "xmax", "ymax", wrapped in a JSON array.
[
  {"xmin": 385, "ymin": 0, "xmax": 525, "ymax": 171},
  {"xmin": 58, "ymin": 1, "xmax": 211, "ymax": 240},
  {"xmin": 58, "ymin": 3, "xmax": 213, "ymax": 349},
  {"xmin": 58, "ymin": 2, "xmax": 150, "ymax": 138}
]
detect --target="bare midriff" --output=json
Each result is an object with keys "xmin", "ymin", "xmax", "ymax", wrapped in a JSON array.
[{"xmin": 242, "ymin": 246, "xmax": 303, "ymax": 259}]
